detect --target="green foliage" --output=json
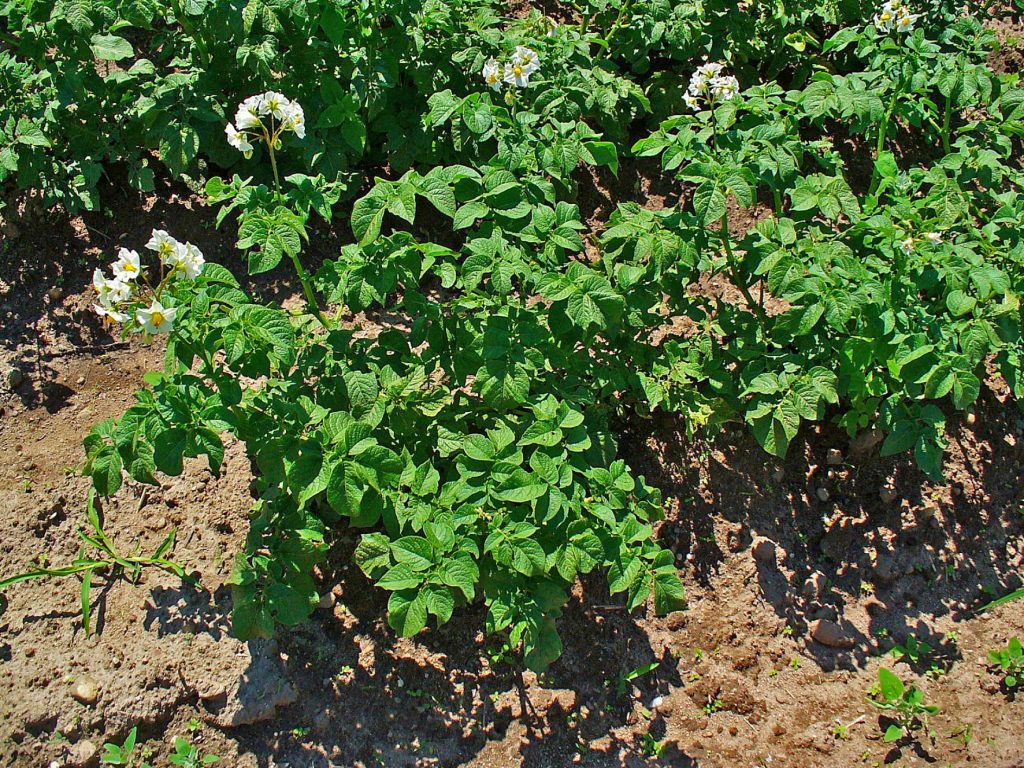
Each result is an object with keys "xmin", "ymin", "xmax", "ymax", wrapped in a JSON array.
[
  {"xmin": 987, "ymin": 637, "xmax": 1024, "ymax": 691},
  {"xmin": 869, "ymin": 667, "xmax": 939, "ymax": 743},
  {"xmin": 3, "ymin": 0, "xmax": 1022, "ymax": 677}
]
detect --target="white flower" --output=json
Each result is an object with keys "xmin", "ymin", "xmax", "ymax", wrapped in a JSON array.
[
  {"xmin": 710, "ymin": 74, "xmax": 740, "ymax": 101},
  {"xmin": 482, "ymin": 58, "xmax": 502, "ymax": 91},
  {"xmin": 694, "ymin": 61, "xmax": 725, "ymax": 82},
  {"xmin": 112, "ymin": 248, "xmax": 141, "ymax": 282},
  {"xmin": 94, "ymin": 303, "xmax": 127, "ymax": 323},
  {"xmin": 178, "ymin": 242, "xmax": 206, "ymax": 279},
  {"xmin": 235, "ymin": 95, "xmax": 264, "ymax": 129},
  {"xmin": 512, "ymin": 46, "xmax": 540, "ymax": 75},
  {"xmin": 683, "ymin": 92, "xmax": 701, "ymax": 112},
  {"xmin": 92, "ymin": 269, "xmax": 132, "ymax": 304},
  {"xmin": 925, "ymin": 232, "xmax": 942, "ymax": 244},
  {"xmin": 260, "ymin": 91, "xmax": 290, "ymax": 120},
  {"xmin": 874, "ymin": 4, "xmax": 896, "ymax": 31},
  {"xmin": 225, "ymin": 122, "xmax": 254, "ymax": 157},
  {"xmin": 146, "ymin": 229, "xmax": 181, "ymax": 263},
  {"xmin": 504, "ymin": 60, "xmax": 534, "ymax": 89},
  {"xmin": 281, "ymin": 101, "xmax": 306, "ymax": 139},
  {"xmin": 136, "ymin": 299, "xmax": 176, "ymax": 334},
  {"xmin": 899, "ymin": 236, "xmax": 915, "ymax": 255},
  {"xmin": 895, "ymin": 10, "xmax": 918, "ymax": 32},
  {"xmin": 875, "ymin": 1, "xmax": 916, "ymax": 34}
]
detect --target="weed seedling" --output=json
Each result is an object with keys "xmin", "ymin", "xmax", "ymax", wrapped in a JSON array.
[
  {"xmin": 0, "ymin": 491, "xmax": 187, "ymax": 635},
  {"xmin": 169, "ymin": 737, "xmax": 218, "ymax": 768},
  {"xmin": 868, "ymin": 668, "xmax": 938, "ymax": 743},
  {"xmin": 610, "ymin": 661, "xmax": 659, "ymax": 697},
  {"xmin": 100, "ymin": 727, "xmax": 142, "ymax": 766},
  {"xmin": 987, "ymin": 637, "xmax": 1024, "ymax": 691}
]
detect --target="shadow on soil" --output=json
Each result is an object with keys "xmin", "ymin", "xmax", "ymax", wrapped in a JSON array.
[{"xmin": 620, "ymin": 386, "xmax": 1024, "ymax": 675}]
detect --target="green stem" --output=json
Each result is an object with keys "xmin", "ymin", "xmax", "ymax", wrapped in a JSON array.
[
  {"xmin": 721, "ymin": 213, "xmax": 768, "ymax": 327},
  {"xmin": 868, "ymin": 90, "xmax": 898, "ymax": 198},
  {"xmin": 941, "ymin": 95, "xmax": 953, "ymax": 156},
  {"xmin": 266, "ymin": 139, "xmax": 329, "ymax": 330},
  {"xmin": 596, "ymin": 0, "xmax": 635, "ymax": 58}
]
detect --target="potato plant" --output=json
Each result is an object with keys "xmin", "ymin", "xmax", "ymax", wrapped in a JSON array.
[{"xmin": 2, "ymin": 0, "xmax": 1023, "ymax": 670}]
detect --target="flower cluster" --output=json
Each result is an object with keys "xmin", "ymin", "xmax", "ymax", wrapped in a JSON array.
[
  {"xmin": 897, "ymin": 231, "xmax": 942, "ymax": 255},
  {"xmin": 874, "ymin": 1, "xmax": 918, "ymax": 34},
  {"xmin": 92, "ymin": 229, "xmax": 205, "ymax": 334},
  {"xmin": 482, "ymin": 46, "xmax": 541, "ymax": 91},
  {"xmin": 225, "ymin": 91, "xmax": 305, "ymax": 158},
  {"xmin": 684, "ymin": 62, "xmax": 741, "ymax": 112}
]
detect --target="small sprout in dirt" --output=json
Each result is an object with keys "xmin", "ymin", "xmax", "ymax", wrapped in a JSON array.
[
  {"xmin": 101, "ymin": 726, "xmax": 146, "ymax": 767},
  {"xmin": 833, "ymin": 715, "xmax": 865, "ymax": 741},
  {"xmin": 868, "ymin": 668, "xmax": 938, "ymax": 743},
  {"xmin": 291, "ymin": 726, "xmax": 311, "ymax": 738},
  {"xmin": 693, "ymin": 647, "xmax": 706, "ymax": 661},
  {"xmin": 703, "ymin": 696, "xmax": 723, "ymax": 715},
  {"xmin": 169, "ymin": 737, "xmax": 218, "ymax": 768},
  {"xmin": 0, "ymin": 490, "xmax": 189, "ymax": 636},
  {"xmin": 987, "ymin": 637, "xmax": 1024, "ymax": 692},
  {"xmin": 574, "ymin": 737, "xmax": 589, "ymax": 756},
  {"xmin": 782, "ymin": 625, "xmax": 794, "ymax": 637},
  {"xmin": 641, "ymin": 731, "xmax": 666, "ymax": 758},
  {"xmin": 609, "ymin": 661, "xmax": 658, "ymax": 697},
  {"xmin": 789, "ymin": 656, "xmax": 802, "ymax": 670},
  {"xmin": 889, "ymin": 634, "xmax": 933, "ymax": 666},
  {"xmin": 186, "ymin": 719, "xmax": 201, "ymax": 734},
  {"xmin": 949, "ymin": 724, "xmax": 973, "ymax": 748}
]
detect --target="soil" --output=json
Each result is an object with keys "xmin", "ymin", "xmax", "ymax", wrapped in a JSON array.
[{"xmin": 3, "ymin": 12, "xmax": 1024, "ymax": 768}]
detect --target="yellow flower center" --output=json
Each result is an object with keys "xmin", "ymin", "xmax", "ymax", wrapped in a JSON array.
[
  {"xmin": 124, "ymin": 263, "xmax": 137, "ymax": 273},
  {"xmin": 514, "ymin": 65, "xmax": 523, "ymax": 76},
  {"xmin": 151, "ymin": 311, "xmax": 165, "ymax": 326},
  {"xmin": 881, "ymin": 12, "xmax": 891, "ymax": 20}
]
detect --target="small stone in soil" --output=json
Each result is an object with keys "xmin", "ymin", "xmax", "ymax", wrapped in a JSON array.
[
  {"xmin": 816, "ymin": 487, "xmax": 830, "ymax": 502},
  {"xmin": 826, "ymin": 449, "xmax": 843, "ymax": 466},
  {"xmin": 70, "ymin": 675, "xmax": 100, "ymax": 705},
  {"xmin": 879, "ymin": 487, "xmax": 898, "ymax": 504},
  {"xmin": 7, "ymin": 368, "xmax": 25, "ymax": 389},
  {"xmin": 810, "ymin": 619, "xmax": 855, "ymax": 649}
]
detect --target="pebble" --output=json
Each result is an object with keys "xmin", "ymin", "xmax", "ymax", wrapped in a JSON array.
[
  {"xmin": 67, "ymin": 740, "xmax": 97, "ymax": 768},
  {"xmin": 318, "ymin": 592, "xmax": 336, "ymax": 610},
  {"xmin": 810, "ymin": 619, "xmax": 855, "ymax": 649},
  {"xmin": 771, "ymin": 467, "xmax": 785, "ymax": 483},
  {"xmin": 816, "ymin": 487, "xmax": 830, "ymax": 502},
  {"xmin": 70, "ymin": 675, "xmax": 99, "ymax": 705},
  {"xmin": 752, "ymin": 538, "xmax": 777, "ymax": 565},
  {"xmin": 76, "ymin": 376, "xmax": 85, "ymax": 385},
  {"xmin": 965, "ymin": 410, "xmax": 976, "ymax": 425},
  {"xmin": 826, "ymin": 449, "xmax": 843, "ymax": 466},
  {"xmin": 47, "ymin": 286, "xmax": 64, "ymax": 302},
  {"xmin": 7, "ymin": 368, "xmax": 25, "ymax": 389},
  {"xmin": 879, "ymin": 487, "xmax": 898, "ymax": 504},
  {"xmin": 650, "ymin": 696, "xmax": 664, "ymax": 710},
  {"xmin": 145, "ymin": 516, "xmax": 167, "ymax": 531},
  {"xmin": 802, "ymin": 571, "xmax": 827, "ymax": 599}
]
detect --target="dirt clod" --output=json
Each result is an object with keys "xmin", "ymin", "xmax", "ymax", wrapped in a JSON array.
[{"xmin": 810, "ymin": 619, "xmax": 856, "ymax": 649}]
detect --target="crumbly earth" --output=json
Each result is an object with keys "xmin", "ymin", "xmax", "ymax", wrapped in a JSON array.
[{"xmin": 3, "ymin": 14, "xmax": 1024, "ymax": 767}]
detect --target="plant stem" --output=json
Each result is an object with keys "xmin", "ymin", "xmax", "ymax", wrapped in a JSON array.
[
  {"xmin": 597, "ymin": 0, "xmax": 635, "ymax": 59},
  {"xmin": 941, "ymin": 95, "xmax": 952, "ymax": 155},
  {"xmin": 265, "ymin": 137, "xmax": 330, "ymax": 330},
  {"xmin": 721, "ymin": 213, "xmax": 768, "ymax": 327}
]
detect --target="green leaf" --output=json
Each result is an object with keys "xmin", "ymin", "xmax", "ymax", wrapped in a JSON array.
[
  {"xmin": 391, "ymin": 537, "xmax": 434, "ymax": 571},
  {"xmin": 878, "ymin": 668, "xmax": 904, "ymax": 701},
  {"xmin": 388, "ymin": 590, "xmax": 429, "ymax": 636},
  {"xmin": 90, "ymin": 33, "xmax": 134, "ymax": 61},
  {"xmin": 884, "ymin": 724, "xmax": 904, "ymax": 743}
]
